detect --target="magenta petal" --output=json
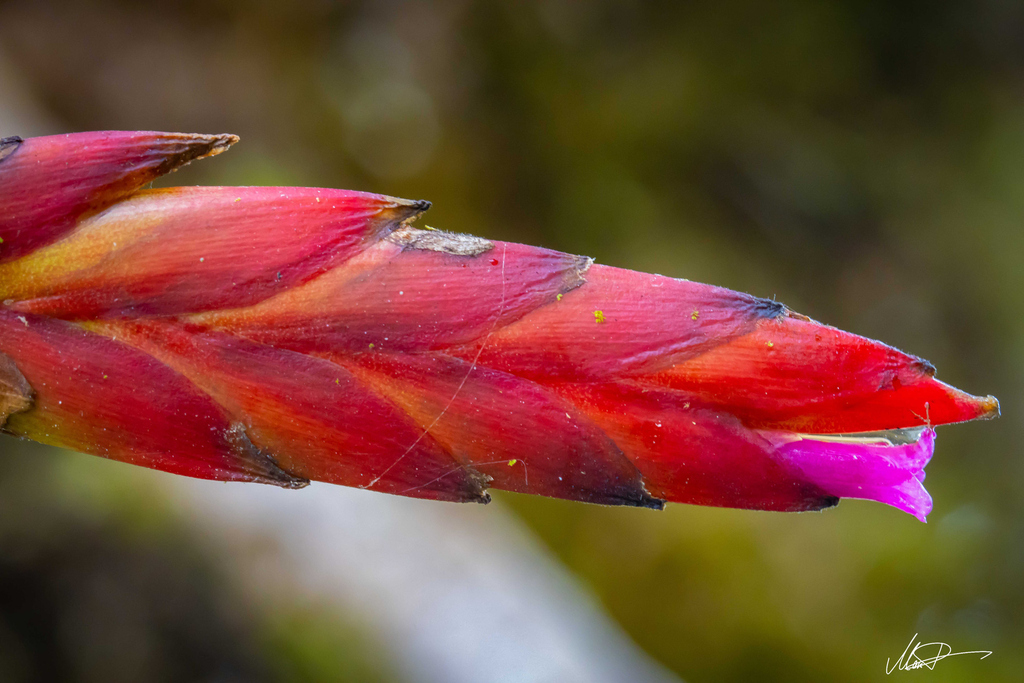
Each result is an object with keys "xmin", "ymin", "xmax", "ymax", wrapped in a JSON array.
[{"xmin": 771, "ymin": 429, "xmax": 935, "ymax": 521}]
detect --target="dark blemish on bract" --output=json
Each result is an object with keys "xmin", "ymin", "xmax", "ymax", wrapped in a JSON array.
[
  {"xmin": 562, "ymin": 255, "xmax": 593, "ymax": 292},
  {"xmin": 636, "ymin": 494, "xmax": 667, "ymax": 511},
  {"xmin": 0, "ymin": 351, "xmax": 33, "ymax": 427},
  {"xmin": 819, "ymin": 495, "xmax": 840, "ymax": 510},
  {"xmin": 754, "ymin": 297, "xmax": 787, "ymax": 319},
  {"xmin": 912, "ymin": 358, "xmax": 937, "ymax": 377},
  {"xmin": 387, "ymin": 226, "xmax": 494, "ymax": 257}
]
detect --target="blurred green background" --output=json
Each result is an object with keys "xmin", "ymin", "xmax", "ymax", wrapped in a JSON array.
[{"xmin": 0, "ymin": 0, "xmax": 1021, "ymax": 681}]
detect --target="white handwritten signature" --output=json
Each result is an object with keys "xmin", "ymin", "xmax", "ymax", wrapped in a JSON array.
[{"xmin": 886, "ymin": 633, "xmax": 992, "ymax": 674}]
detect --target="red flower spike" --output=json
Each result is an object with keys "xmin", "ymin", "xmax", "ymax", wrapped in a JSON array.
[
  {"xmin": 0, "ymin": 131, "xmax": 1000, "ymax": 522},
  {"xmin": 0, "ymin": 131, "xmax": 237, "ymax": 264}
]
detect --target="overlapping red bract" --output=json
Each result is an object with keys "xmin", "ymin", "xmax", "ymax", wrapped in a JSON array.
[
  {"xmin": 0, "ymin": 132, "xmax": 236, "ymax": 263},
  {"xmin": 0, "ymin": 131, "xmax": 999, "ymax": 520}
]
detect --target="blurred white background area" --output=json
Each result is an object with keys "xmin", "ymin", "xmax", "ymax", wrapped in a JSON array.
[{"xmin": 170, "ymin": 480, "xmax": 679, "ymax": 683}]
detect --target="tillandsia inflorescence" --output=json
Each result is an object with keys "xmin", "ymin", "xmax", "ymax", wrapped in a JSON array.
[{"xmin": 0, "ymin": 132, "xmax": 999, "ymax": 521}]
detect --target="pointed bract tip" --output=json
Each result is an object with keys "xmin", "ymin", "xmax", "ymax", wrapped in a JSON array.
[
  {"xmin": 0, "ymin": 131, "xmax": 245, "ymax": 264},
  {"xmin": 205, "ymin": 133, "xmax": 239, "ymax": 153},
  {"xmin": 602, "ymin": 485, "xmax": 667, "ymax": 510},
  {"xmin": 979, "ymin": 395, "xmax": 1000, "ymax": 420},
  {"xmin": 159, "ymin": 132, "xmax": 239, "ymax": 174},
  {"xmin": 818, "ymin": 495, "xmax": 841, "ymax": 511},
  {"xmin": 0, "ymin": 136, "xmax": 22, "ymax": 163},
  {"xmin": 945, "ymin": 387, "xmax": 1001, "ymax": 424},
  {"xmin": 224, "ymin": 423, "xmax": 310, "ymax": 489},
  {"xmin": 638, "ymin": 494, "xmax": 667, "ymax": 511},
  {"xmin": 754, "ymin": 297, "xmax": 787, "ymax": 319},
  {"xmin": 376, "ymin": 196, "xmax": 432, "ymax": 227},
  {"xmin": 201, "ymin": 132, "xmax": 238, "ymax": 155},
  {"xmin": 913, "ymin": 358, "xmax": 937, "ymax": 377}
]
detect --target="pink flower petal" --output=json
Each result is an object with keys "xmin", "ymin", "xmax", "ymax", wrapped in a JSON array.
[{"xmin": 771, "ymin": 429, "xmax": 935, "ymax": 521}]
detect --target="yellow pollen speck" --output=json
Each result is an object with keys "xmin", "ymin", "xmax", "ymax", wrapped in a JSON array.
[
  {"xmin": 594, "ymin": 310, "xmax": 606, "ymax": 323},
  {"xmin": 335, "ymin": 379, "xmax": 340, "ymax": 384},
  {"xmin": 368, "ymin": 343, "xmax": 375, "ymax": 349},
  {"xmin": 556, "ymin": 293, "xmax": 563, "ymax": 301},
  {"xmin": 766, "ymin": 341, "xmax": 774, "ymax": 348},
  {"xmin": 691, "ymin": 310, "xmax": 699, "ymax": 321},
  {"xmin": 316, "ymin": 197, "xmax": 321, "ymax": 203},
  {"xmin": 508, "ymin": 459, "xmax": 517, "ymax": 466},
  {"xmin": 102, "ymin": 375, "xmax": 108, "ymax": 380},
  {"xmin": 234, "ymin": 198, "xmax": 241, "ymax": 202}
]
